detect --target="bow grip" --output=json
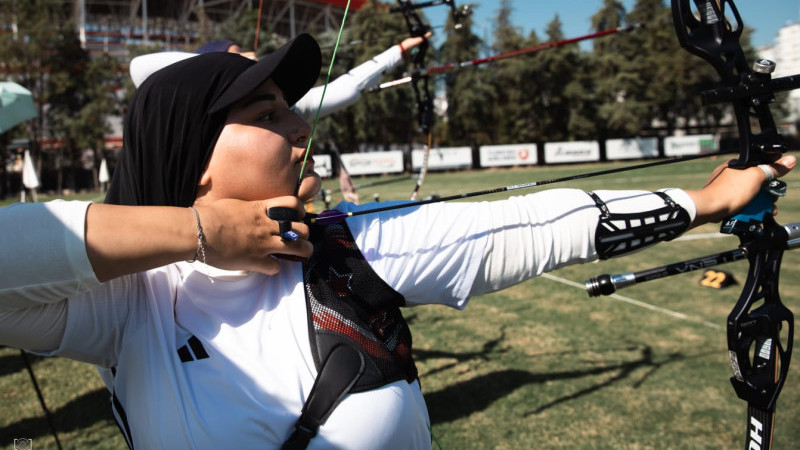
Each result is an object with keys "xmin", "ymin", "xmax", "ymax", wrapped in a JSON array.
[{"xmin": 720, "ymin": 180, "xmax": 786, "ymax": 236}]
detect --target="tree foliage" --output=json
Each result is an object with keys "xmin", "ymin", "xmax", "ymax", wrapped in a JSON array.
[
  {"xmin": 0, "ymin": 0, "xmax": 122, "ymax": 193},
  {"xmin": 0, "ymin": 0, "xmax": 772, "ymax": 191}
]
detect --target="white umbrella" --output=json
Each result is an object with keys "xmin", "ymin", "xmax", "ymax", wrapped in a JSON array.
[
  {"xmin": 98, "ymin": 157, "xmax": 110, "ymax": 190},
  {"xmin": 21, "ymin": 149, "xmax": 39, "ymax": 202}
]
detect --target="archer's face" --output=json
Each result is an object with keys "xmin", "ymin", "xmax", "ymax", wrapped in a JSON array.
[{"xmin": 195, "ymin": 79, "xmax": 320, "ymax": 204}]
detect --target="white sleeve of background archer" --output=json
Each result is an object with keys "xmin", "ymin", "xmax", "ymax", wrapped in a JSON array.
[
  {"xmin": 130, "ymin": 51, "xmax": 197, "ymax": 87},
  {"xmin": 292, "ymin": 45, "xmax": 404, "ymax": 121},
  {"xmin": 344, "ymin": 188, "xmax": 695, "ymax": 310}
]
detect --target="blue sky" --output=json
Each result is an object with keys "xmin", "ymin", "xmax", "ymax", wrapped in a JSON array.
[{"xmin": 424, "ymin": 0, "xmax": 799, "ymax": 49}]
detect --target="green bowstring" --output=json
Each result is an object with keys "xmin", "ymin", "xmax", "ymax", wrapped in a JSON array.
[{"xmin": 298, "ymin": 0, "xmax": 352, "ymax": 186}]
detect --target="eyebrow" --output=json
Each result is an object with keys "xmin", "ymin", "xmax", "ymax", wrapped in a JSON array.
[{"xmin": 241, "ymin": 93, "xmax": 277, "ymax": 108}]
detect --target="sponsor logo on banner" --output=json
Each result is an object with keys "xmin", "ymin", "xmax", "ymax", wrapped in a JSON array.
[
  {"xmin": 340, "ymin": 151, "xmax": 404, "ymax": 176},
  {"xmin": 664, "ymin": 134, "xmax": 717, "ymax": 156},
  {"xmin": 605, "ymin": 137, "xmax": 659, "ymax": 160},
  {"xmin": 544, "ymin": 141, "xmax": 600, "ymax": 163},
  {"xmin": 312, "ymin": 154, "xmax": 332, "ymax": 178},
  {"xmin": 411, "ymin": 147, "xmax": 472, "ymax": 171},
  {"xmin": 479, "ymin": 144, "xmax": 538, "ymax": 167}
]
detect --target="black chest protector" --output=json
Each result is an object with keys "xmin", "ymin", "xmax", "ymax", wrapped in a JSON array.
[{"xmin": 282, "ymin": 221, "xmax": 418, "ymax": 449}]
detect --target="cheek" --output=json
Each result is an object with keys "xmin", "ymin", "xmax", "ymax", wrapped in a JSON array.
[
  {"xmin": 207, "ymin": 126, "xmax": 296, "ymax": 198},
  {"xmin": 216, "ymin": 126, "xmax": 290, "ymax": 168}
]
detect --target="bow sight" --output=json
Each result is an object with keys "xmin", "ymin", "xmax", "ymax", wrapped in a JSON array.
[
  {"xmin": 390, "ymin": 0, "xmax": 472, "ymax": 32},
  {"xmin": 587, "ymin": 1, "xmax": 800, "ymax": 448},
  {"xmin": 389, "ymin": 1, "xmax": 471, "ymax": 134}
]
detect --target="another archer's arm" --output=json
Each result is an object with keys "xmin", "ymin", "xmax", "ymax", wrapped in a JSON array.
[{"xmin": 292, "ymin": 35, "xmax": 430, "ymax": 121}]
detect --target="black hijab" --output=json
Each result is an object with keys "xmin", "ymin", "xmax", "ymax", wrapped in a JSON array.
[{"xmin": 106, "ymin": 34, "xmax": 321, "ymax": 207}]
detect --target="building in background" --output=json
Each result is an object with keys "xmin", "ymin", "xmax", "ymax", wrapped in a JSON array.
[
  {"xmin": 70, "ymin": 0, "xmax": 368, "ymax": 57},
  {"xmin": 73, "ymin": 0, "xmax": 369, "ymax": 150},
  {"xmin": 758, "ymin": 15, "xmax": 800, "ymax": 125}
]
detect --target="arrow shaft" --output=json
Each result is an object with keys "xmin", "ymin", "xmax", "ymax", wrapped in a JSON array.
[
  {"xmin": 426, "ymin": 26, "xmax": 631, "ymax": 76},
  {"xmin": 310, "ymin": 152, "xmax": 722, "ymax": 224},
  {"xmin": 370, "ymin": 25, "xmax": 638, "ymax": 92}
]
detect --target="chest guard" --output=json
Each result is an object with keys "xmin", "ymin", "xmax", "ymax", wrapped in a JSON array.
[{"xmin": 302, "ymin": 221, "xmax": 418, "ymax": 392}]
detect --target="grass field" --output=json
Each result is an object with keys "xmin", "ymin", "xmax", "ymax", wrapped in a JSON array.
[{"xmin": 1, "ymin": 156, "xmax": 799, "ymax": 449}]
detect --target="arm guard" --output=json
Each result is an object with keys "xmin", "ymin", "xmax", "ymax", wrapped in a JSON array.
[{"xmin": 589, "ymin": 191, "xmax": 691, "ymax": 260}]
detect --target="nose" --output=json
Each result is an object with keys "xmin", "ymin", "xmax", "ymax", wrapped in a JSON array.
[{"xmin": 290, "ymin": 114, "xmax": 312, "ymax": 147}]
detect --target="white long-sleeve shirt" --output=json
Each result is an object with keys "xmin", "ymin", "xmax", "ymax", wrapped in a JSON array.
[{"xmin": 0, "ymin": 188, "xmax": 695, "ymax": 449}]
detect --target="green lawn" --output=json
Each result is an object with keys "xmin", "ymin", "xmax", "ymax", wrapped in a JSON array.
[{"xmin": 1, "ymin": 157, "xmax": 799, "ymax": 448}]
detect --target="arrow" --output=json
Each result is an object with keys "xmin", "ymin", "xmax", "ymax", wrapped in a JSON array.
[
  {"xmin": 368, "ymin": 24, "xmax": 643, "ymax": 93},
  {"xmin": 308, "ymin": 151, "xmax": 723, "ymax": 225}
]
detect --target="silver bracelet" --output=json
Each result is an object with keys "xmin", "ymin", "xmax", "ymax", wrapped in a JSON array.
[{"xmin": 187, "ymin": 206, "xmax": 207, "ymax": 265}]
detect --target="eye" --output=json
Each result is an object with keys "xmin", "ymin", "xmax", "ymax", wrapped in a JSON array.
[{"xmin": 261, "ymin": 111, "xmax": 275, "ymax": 122}]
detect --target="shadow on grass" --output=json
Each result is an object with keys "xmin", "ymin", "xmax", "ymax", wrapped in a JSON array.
[
  {"xmin": 422, "ymin": 345, "xmax": 717, "ymax": 425},
  {"xmin": 0, "ymin": 387, "xmax": 116, "ymax": 444},
  {"xmin": 0, "ymin": 350, "xmax": 44, "ymax": 378}
]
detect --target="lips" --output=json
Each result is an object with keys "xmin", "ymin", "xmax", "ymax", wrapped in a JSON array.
[
  {"xmin": 297, "ymin": 154, "xmax": 314, "ymax": 178},
  {"xmin": 303, "ymin": 158, "xmax": 315, "ymax": 173}
]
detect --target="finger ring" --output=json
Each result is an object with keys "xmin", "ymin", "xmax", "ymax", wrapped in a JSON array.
[
  {"xmin": 278, "ymin": 221, "xmax": 299, "ymax": 242},
  {"xmin": 281, "ymin": 229, "xmax": 299, "ymax": 242},
  {"xmin": 267, "ymin": 207, "xmax": 300, "ymax": 242}
]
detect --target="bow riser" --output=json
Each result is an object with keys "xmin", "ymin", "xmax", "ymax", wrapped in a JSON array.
[{"xmin": 727, "ymin": 221, "xmax": 794, "ymax": 412}]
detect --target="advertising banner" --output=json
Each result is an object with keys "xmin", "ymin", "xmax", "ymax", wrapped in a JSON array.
[
  {"xmin": 312, "ymin": 154, "xmax": 332, "ymax": 178},
  {"xmin": 411, "ymin": 147, "xmax": 473, "ymax": 171},
  {"xmin": 340, "ymin": 151, "xmax": 405, "ymax": 175},
  {"xmin": 663, "ymin": 134, "xmax": 717, "ymax": 156},
  {"xmin": 479, "ymin": 143, "xmax": 538, "ymax": 167},
  {"xmin": 544, "ymin": 141, "xmax": 600, "ymax": 163},
  {"xmin": 605, "ymin": 137, "xmax": 659, "ymax": 160}
]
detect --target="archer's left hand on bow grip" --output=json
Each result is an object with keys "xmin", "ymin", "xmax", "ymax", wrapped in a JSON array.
[{"xmin": 721, "ymin": 179, "xmax": 787, "ymax": 235}]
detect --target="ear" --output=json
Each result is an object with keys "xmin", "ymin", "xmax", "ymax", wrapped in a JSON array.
[
  {"xmin": 195, "ymin": 166, "xmax": 213, "ymax": 200},
  {"xmin": 198, "ymin": 168, "xmax": 212, "ymax": 187}
]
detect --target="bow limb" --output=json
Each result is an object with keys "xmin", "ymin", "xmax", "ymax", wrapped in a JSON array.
[
  {"xmin": 391, "ymin": 1, "xmax": 468, "ymax": 199},
  {"xmin": 409, "ymin": 132, "xmax": 432, "ymax": 200}
]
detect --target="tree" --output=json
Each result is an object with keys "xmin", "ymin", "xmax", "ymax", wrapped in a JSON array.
[
  {"xmin": 622, "ymin": 0, "xmax": 723, "ymax": 136},
  {"xmin": 332, "ymin": 1, "xmax": 416, "ymax": 151},
  {"xmin": 47, "ymin": 31, "xmax": 122, "ymax": 193},
  {"xmin": 440, "ymin": 8, "xmax": 492, "ymax": 147},
  {"xmin": 0, "ymin": 0, "xmax": 64, "ymax": 171},
  {"xmin": 488, "ymin": 0, "xmax": 529, "ymax": 144},
  {"xmin": 532, "ymin": 15, "xmax": 583, "ymax": 142},
  {"xmin": 0, "ymin": 0, "xmax": 122, "ymax": 194},
  {"xmin": 590, "ymin": 0, "xmax": 645, "ymax": 138}
]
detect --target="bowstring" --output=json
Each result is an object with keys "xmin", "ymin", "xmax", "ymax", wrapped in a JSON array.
[{"xmin": 297, "ymin": 0, "xmax": 352, "ymax": 193}]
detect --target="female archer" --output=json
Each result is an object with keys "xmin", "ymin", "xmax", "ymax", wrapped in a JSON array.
[{"xmin": 0, "ymin": 33, "xmax": 794, "ymax": 449}]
